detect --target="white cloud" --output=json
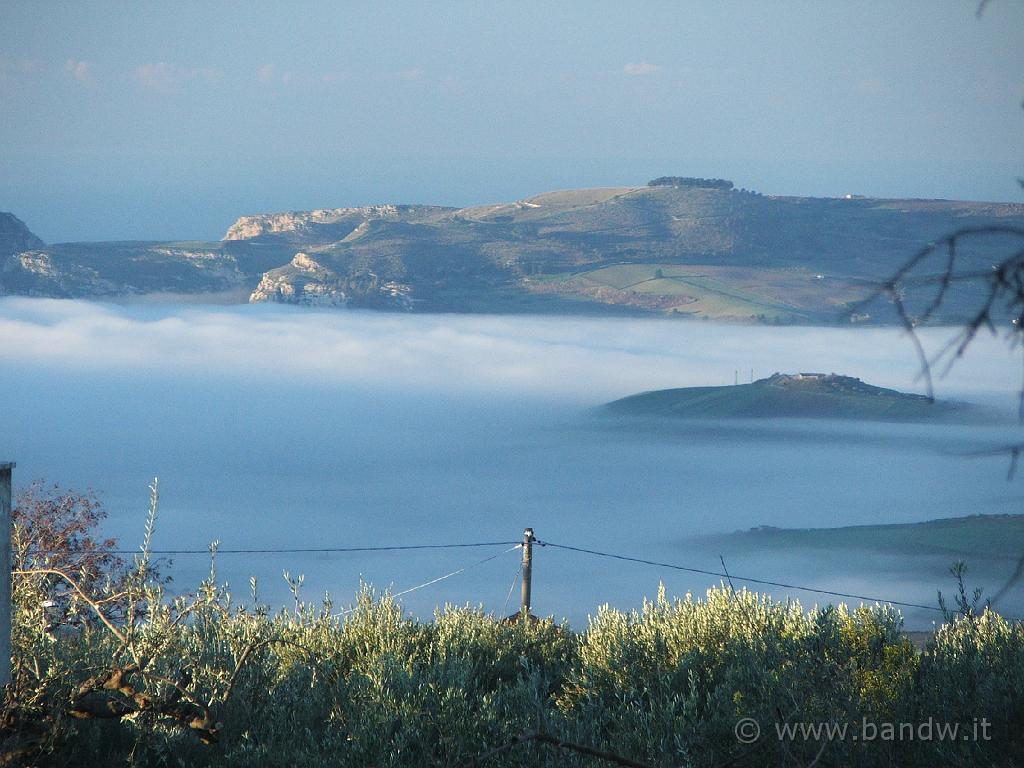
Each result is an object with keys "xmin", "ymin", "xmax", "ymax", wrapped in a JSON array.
[
  {"xmin": 623, "ymin": 62, "xmax": 661, "ymax": 76},
  {"xmin": 133, "ymin": 62, "xmax": 222, "ymax": 90},
  {"xmin": 854, "ymin": 77, "xmax": 886, "ymax": 97},
  {"xmin": 134, "ymin": 62, "xmax": 176, "ymax": 89},
  {"xmin": 64, "ymin": 59, "xmax": 94, "ymax": 85},
  {"xmin": 257, "ymin": 64, "xmax": 292, "ymax": 85},
  {"xmin": 0, "ymin": 299, "xmax": 1016, "ymax": 404}
]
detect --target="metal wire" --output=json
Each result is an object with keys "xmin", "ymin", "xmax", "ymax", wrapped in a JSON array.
[
  {"xmin": 537, "ymin": 539, "xmax": 945, "ymax": 613},
  {"xmin": 334, "ymin": 545, "xmax": 520, "ymax": 617},
  {"xmin": 31, "ymin": 541, "xmax": 522, "ymax": 556}
]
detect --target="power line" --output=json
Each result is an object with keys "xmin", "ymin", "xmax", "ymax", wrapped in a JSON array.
[
  {"xmin": 537, "ymin": 540, "xmax": 944, "ymax": 613},
  {"xmin": 501, "ymin": 561, "xmax": 523, "ymax": 616},
  {"xmin": 392, "ymin": 546, "xmax": 520, "ymax": 600},
  {"xmin": 335, "ymin": 544, "xmax": 520, "ymax": 616},
  {"xmin": 25, "ymin": 534, "xmax": 953, "ymax": 613},
  {"xmin": 28, "ymin": 541, "xmax": 521, "ymax": 556}
]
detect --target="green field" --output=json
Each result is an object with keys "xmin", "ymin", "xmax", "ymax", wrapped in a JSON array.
[{"xmin": 528, "ymin": 262, "xmax": 861, "ymax": 322}]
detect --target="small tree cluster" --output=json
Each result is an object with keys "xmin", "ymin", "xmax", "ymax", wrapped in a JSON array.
[{"xmin": 647, "ymin": 176, "xmax": 735, "ymax": 190}]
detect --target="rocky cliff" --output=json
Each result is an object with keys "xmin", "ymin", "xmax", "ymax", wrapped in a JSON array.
[
  {"xmin": 223, "ymin": 205, "xmax": 453, "ymax": 244},
  {"xmin": 249, "ymin": 252, "xmax": 349, "ymax": 306},
  {"xmin": 1, "ymin": 238, "xmax": 292, "ymax": 299}
]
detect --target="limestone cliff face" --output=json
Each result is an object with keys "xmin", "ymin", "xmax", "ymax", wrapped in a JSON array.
[
  {"xmin": 225, "ymin": 206, "xmax": 396, "ymax": 240},
  {"xmin": 248, "ymin": 250, "xmax": 416, "ymax": 310},
  {"xmin": 223, "ymin": 205, "xmax": 452, "ymax": 242},
  {"xmin": 1, "ymin": 249, "xmax": 116, "ymax": 297},
  {"xmin": 1, "ymin": 240, "xmax": 258, "ymax": 298},
  {"xmin": 11, "ymin": 250, "xmax": 57, "ymax": 278},
  {"xmin": 248, "ymin": 252, "xmax": 348, "ymax": 306},
  {"xmin": 0, "ymin": 213, "xmax": 45, "ymax": 258}
]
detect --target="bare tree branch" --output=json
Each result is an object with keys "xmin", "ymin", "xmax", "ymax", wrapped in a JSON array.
[
  {"xmin": 865, "ymin": 226, "xmax": 1024, "ymax": 611},
  {"xmin": 852, "ymin": 227, "xmax": 1024, "ymax": 408},
  {"xmin": 458, "ymin": 730, "xmax": 655, "ymax": 768}
]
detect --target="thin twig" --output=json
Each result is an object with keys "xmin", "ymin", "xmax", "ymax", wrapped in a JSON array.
[
  {"xmin": 534, "ymin": 731, "xmax": 655, "ymax": 767},
  {"xmin": 13, "ymin": 568, "xmax": 125, "ymax": 643},
  {"xmin": 458, "ymin": 730, "xmax": 655, "ymax": 768}
]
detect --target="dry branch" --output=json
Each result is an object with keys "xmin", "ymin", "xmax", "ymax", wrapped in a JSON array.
[
  {"xmin": 69, "ymin": 664, "xmax": 219, "ymax": 743},
  {"xmin": 458, "ymin": 729, "xmax": 655, "ymax": 768}
]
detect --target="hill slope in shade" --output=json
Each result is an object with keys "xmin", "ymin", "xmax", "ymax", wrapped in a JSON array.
[
  {"xmin": 604, "ymin": 373, "xmax": 976, "ymax": 422},
  {"xmin": 3, "ymin": 177, "xmax": 1023, "ymax": 321},
  {"xmin": 698, "ymin": 515, "xmax": 1024, "ymax": 626},
  {"xmin": 0, "ymin": 212, "xmax": 44, "ymax": 259},
  {"xmin": 701, "ymin": 514, "xmax": 1024, "ymax": 562}
]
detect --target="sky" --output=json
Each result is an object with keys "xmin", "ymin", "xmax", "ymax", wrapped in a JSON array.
[{"xmin": 1, "ymin": 1, "xmax": 1022, "ymax": 242}]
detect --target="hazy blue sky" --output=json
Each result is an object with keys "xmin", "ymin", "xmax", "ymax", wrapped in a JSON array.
[{"xmin": 1, "ymin": 1, "xmax": 1021, "ymax": 242}]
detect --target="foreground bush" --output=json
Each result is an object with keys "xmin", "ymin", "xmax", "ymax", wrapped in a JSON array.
[
  {"xmin": 6, "ymin": 576, "xmax": 1024, "ymax": 767},
  {"xmin": 5, "ymin": 485, "xmax": 1023, "ymax": 766}
]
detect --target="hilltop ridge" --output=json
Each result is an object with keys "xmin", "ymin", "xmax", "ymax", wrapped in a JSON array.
[{"xmin": 2, "ymin": 179, "xmax": 1023, "ymax": 322}]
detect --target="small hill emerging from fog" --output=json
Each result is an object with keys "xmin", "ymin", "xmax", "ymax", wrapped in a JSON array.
[{"xmin": 605, "ymin": 373, "xmax": 973, "ymax": 422}]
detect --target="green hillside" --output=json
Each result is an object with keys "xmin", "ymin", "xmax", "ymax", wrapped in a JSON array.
[
  {"xmin": 604, "ymin": 373, "xmax": 976, "ymax": 422},
  {"xmin": 704, "ymin": 514, "xmax": 1024, "ymax": 562}
]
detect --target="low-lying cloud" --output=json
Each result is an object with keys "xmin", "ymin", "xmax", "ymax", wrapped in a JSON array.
[
  {"xmin": 0, "ymin": 298, "xmax": 1018, "ymax": 407},
  {"xmin": 4, "ymin": 297, "xmax": 1021, "ymax": 624},
  {"xmin": 63, "ymin": 59, "xmax": 94, "ymax": 85}
]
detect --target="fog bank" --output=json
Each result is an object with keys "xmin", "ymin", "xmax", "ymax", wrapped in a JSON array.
[{"xmin": 1, "ymin": 298, "xmax": 1021, "ymax": 627}]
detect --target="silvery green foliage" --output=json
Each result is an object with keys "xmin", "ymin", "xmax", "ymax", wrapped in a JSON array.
[{"xmin": 8, "ymin": 573, "xmax": 1024, "ymax": 767}]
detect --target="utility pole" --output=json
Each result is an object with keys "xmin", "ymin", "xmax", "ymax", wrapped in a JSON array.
[
  {"xmin": 520, "ymin": 527, "xmax": 535, "ymax": 616},
  {"xmin": 0, "ymin": 462, "xmax": 13, "ymax": 689}
]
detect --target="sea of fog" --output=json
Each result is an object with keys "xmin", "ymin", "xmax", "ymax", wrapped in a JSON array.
[{"xmin": 2, "ymin": 297, "xmax": 1024, "ymax": 628}]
